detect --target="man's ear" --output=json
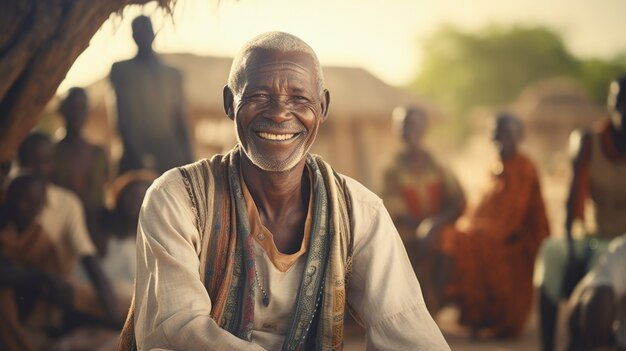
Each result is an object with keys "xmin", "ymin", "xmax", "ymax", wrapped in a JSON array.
[
  {"xmin": 223, "ymin": 85, "xmax": 235, "ymax": 120},
  {"xmin": 320, "ymin": 89, "xmax": 330, "ymax": 123}
]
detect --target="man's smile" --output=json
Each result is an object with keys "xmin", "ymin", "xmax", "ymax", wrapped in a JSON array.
[{"xmin": 256, "ymin": 131, "xmax": 299, "ymax": 141}]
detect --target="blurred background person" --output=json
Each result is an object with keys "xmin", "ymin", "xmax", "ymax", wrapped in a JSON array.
[
  {"xmin": 438, "ymin": 113, "xmax": 549, "ymax": 339},
  {"xmin": 566, "ymin": 234, "xmax": 626, "ymax": 351},
  {"xmin": 0, "ymin": 174, "xmax": 126, "ymax": 350},
  {"xmin": 536, "ymin": 74, "xmax": 626, "ymax": 351},
  {"xmin": 0, "ymin": 174, "xmax": 71, "ymax": 350},
  {"xmin": 99, "ymin": 170, "xmax": 156, "ymax": 307},
  {"xmin": 17, "ymin": 133, "xmax": 119, "ymax": 327},
  {"xmin": 52, "ymin": 87, "xmax": 109, "ymax": 255},
  {"xmin": 110, "ymin": 15, "xmax": 194, "ymax": 175},
  {"xmin": 382, "ymin": 105, "xmax": 465, "ymax": 314}
]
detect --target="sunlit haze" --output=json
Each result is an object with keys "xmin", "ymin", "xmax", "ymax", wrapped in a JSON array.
[{"xmin": 59, "ymin": 0, "xmax": 626, "ymax": 93}]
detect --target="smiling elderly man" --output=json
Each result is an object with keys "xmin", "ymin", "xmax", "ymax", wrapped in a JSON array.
[{"xmin": 119, "ymin": 32, "xmax": 449, "ymax": 351}]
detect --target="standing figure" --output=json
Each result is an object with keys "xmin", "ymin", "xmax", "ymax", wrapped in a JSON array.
[
  {"xmin": 382, "ymin": 106, "xmax": 465, "ymax": 313},
  {"xmin": 439, "ymin": 113, "xmax": 550, "ymax": 338},
  {"xmin": 110, "ymin": 15, "xmax": 193, "ymax": 175},
  {"xmin": 119, "ymin": 31, "xmax": 449, "ymax": 351},
  {"xmin": 536, "ymin": 75, "xmax": 626, "ymax": 351},
  {"xmin": 52, "ymin": 87, "xmax": 109, "ymax": 254}
]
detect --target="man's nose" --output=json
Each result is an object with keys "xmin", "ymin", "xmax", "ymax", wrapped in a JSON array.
[{"xmin": 263, "ymin": 97, "xmax": 293, "ymax": 123}]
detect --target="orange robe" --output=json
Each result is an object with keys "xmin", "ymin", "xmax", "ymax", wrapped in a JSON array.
[{"xmin": 440, "ymin": 152, "xmax": 549, "ymax": 337}]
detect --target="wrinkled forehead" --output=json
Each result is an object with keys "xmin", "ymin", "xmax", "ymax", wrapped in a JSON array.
[{"xmin": 241, "ymin": 49, "xmax": 318, "ymax": 84}]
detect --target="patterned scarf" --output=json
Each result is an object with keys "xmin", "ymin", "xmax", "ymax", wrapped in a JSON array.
[{"xmin": 119, "ymin": 146, "xmax": 354, "ymax": 351}]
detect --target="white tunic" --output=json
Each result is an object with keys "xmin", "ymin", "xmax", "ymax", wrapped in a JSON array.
[{"xmin": 133, "ymin": 168, "xmax": 450, "ymax": 351}]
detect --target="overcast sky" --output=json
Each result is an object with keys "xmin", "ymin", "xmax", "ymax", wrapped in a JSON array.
[{"xmin": 59, "ymin": 0, "xmax": 626, "ymax": 92}]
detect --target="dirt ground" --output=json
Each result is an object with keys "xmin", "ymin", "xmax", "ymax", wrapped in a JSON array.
[{"xmin": 343, "ymin": 304, "xmax": 571, "ymax": 350}]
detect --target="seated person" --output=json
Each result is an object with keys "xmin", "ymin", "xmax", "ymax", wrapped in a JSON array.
[
  {"xmin": 438, "ymin": 113, "xmax": 550, "ymax": 338},
  {"xmin": 100, "ymin": 170, "xmax": 156, "ymax": 303},
  {"xmin": 536, "ymin": 75, "xmax": 626, "ymax": 351},
  {"xmin": 382, "ymin": 105, "xmax": 465, "ymax": 313},
  {"xmin": 0, "ymin": 174, "xmax": 74, "ymax": 350},
  {"xmin": 566, "ymin": 234, "xmax": 626, "ymax": 350},
  {"xmin": 119, "ymin": 31, "xmax": 449, "ymax": 351},
  {"xmin": 17, "ymin": 132, "xmax": 119, "ymax": 325}
]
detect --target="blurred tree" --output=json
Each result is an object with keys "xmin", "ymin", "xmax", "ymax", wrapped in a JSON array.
[
  {"xmin": 0, "ymin": 0, "xmax": 174, "ymax": 163},
  {"xmin": 412, "ymin": 25, "xmax": 626, "ymax": 140},
  {"xmin": 578, "ymin": 55, "xmax": 626, "ymax": 105},
  {"xmin": 412, "ymin": 25, "xmax": 579, "ymax": 119}
]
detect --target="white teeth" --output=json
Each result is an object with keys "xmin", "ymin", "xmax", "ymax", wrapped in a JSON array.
[{"xmin": 257, "ymin": 132, "xmax": 296, "ymax": 141}]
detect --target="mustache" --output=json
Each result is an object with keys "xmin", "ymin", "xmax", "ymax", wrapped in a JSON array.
[{"xmin": 250, "ymin": 120, "xmax": 306, "ymax": 133}]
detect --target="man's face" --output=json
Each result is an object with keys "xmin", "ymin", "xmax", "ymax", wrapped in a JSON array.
[
  {"xmin": 13, "ymin": 182, "xmax": 45, "ymax": 229},
  {"xmin": 402, "ymin": 113, "xmax": 427, "ymax": 151},
  {"xmin": 492, "ymin": 119, "xmax": 517, "ymax": 159},
  {"xmin": 64, "ymin": 94, "xmax": 88, "ymax": 133},
  {"xmin": 227, "ymin": 49, "xmax": 329, "ymax": 172},
  {"xmin": 132, "ymin": 19, "xmax": 155, "ymax": 52},
  {"xmin": 24, "ymin": 141, "xmax": 53, "ymax": 181}
]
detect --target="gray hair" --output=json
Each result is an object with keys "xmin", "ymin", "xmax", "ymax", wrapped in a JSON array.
[
  {"xmin": 495, "ymin": 112, "xmax": 524, "ymax": 142},
  {"xmin": 227, "ymin": 32, "xmax": 325, "ymax": 95}
]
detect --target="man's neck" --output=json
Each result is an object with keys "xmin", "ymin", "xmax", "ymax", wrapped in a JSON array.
[
  {"xmin": 135, "ymin": 48, "xmax": 158, "ymax": 62},
  {"xmin": 240, "ymin": 155, "xmax": 307, "ymax": 223},
  {"xmin": 500, "ymin": 147, "xmax": 518, "ymax": 161}
]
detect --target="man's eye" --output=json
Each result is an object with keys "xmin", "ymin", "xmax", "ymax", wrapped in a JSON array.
[
  {"xmin": 250, "ymin": 94, "xmax": 270, "ymax": 101},
  {"xmin": 292, "ymin": 96, "xmax": 309, "ymax": 102}
]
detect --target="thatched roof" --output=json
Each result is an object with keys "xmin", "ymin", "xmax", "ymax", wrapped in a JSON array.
[{"xmin": 512, "ymin": 77, "xmax": 605, "ymax": 124}]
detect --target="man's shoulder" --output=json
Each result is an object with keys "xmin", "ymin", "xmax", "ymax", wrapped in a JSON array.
[
  {"xmin": 150, "ymin": 166, "xmax": 187, "ymax": 192},
  {"xmin": 111, "ymin": 59, "xmax": 136, "ymax": 72},
  {"xmin": 336, "ymin": 173, "xmax": 383, "ymax": 211},
  {"xmin": 149, "ymin": 158, "xmax": 217, "ymax": 193},
  {"xmin": 515, "ymin": 152, "xmax": 540, "ymax": 177},
  {"xmin": 110, "ymin": 59, "xmax": 136, "ymax": 83}
]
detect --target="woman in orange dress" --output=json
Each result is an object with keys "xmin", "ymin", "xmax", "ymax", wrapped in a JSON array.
[{"xmin": 439, "ymin": 113, "xmax": 549, "ymax": 338}]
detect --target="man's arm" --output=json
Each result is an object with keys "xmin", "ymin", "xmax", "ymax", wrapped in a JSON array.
[
  {"xmin": 134, "ymin": 170, "xmax": 265, "ymax": 351},
  {"xmin": 81, "ymin": 255, "xmax": 120, "ymax": 324},
  {"xmin": 565, "ymin": 129, "xmax": 592, "ymax": 238},
  {"xmin": 345, "ymin": 181, "xmax": 450, "ymax": 350},
  {"xmin": 417, "ymin": 168, "xmax": 465, "ymax": 246},
  {"xmin": 62, "ymin": 187, "xmax": 120, "ymax": 324}
]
